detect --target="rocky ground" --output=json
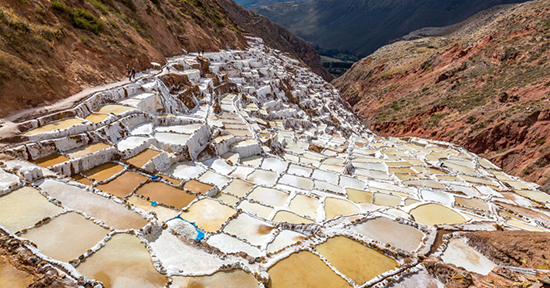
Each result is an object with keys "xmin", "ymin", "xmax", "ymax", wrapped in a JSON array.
[{"xmin": 334, "ymin": 0, "xmax": 550, "ymax": 188}]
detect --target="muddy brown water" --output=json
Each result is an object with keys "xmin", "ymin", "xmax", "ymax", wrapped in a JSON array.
[
  {"xmin": 183, "ymin": 180, "xmax": 213, "ymax": 195},
  {"xmin": 33, "ymin": 154, "xmax": 70, "ymax": 167},
  {"xmin": 24, "ymin": 118, "xmax": 86, "ymax": 136},
  {"xmin": 135, "ymin": 182, "xmax": 197, "ymax": 209},
  {"xmin": 267, "ymin": 251, "xmax": 350, "ymax": 288},
  {"xmin": 21, "ymin": 212, "xmax": 109, "ymax": 262},
  {"xmin": 77, "ymin": 233, "xmax": 168, "ymax": 287},
  {"xmin": 125, "ymin": 149, "xmax": 161, "ymax": 168},
  {"xmin": 82, "ymin": 163, "xmax": 125, "ymax": 181},
  {"xmin": 97, "ymin": 171, "xmax": 148, "ymax": 198},
  {"xmin": 316, "ymin": 236, "xmax": 398, "ymax": 285}
]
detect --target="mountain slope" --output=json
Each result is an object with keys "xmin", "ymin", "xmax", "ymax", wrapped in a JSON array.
[
  {"xmin": 0, "ymin": 0, "xmax": 247, "ymax": 118},
  {"xmin": 243, "ymin": 0, "xmax": 530, "ymax": 57},
  {"xmin": 217, "ymin": 0, "xmax": 333, "ymax": 81},
  {"xmin": 334, "ymin": 0, "xmax": 550, "ymax": 187}
]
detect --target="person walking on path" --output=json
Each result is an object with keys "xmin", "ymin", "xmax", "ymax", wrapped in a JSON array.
[
  {"xmin": 131, "ymin": 67, "xmax": 136, "ymax": 81},
  {"xmin": 127, "ymin": 65, "xmax": 132, "ymax": 81}
]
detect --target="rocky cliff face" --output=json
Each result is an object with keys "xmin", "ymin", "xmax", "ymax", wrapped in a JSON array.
[
  {"xmin": 0, "ymin": 0, "xmax": 247, "ymax": 118},
  {"xmin": 334, "ymin": 0, "xmax": 550, "ymax": 187},
  {"xmin": 216, "ymin": 0, "xmax": 333, "ymax": 81}
]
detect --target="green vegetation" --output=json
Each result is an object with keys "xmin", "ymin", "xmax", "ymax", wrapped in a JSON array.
[{"xmin": 51, "ymin": 1, "xmax": 104, "ymax": 34}]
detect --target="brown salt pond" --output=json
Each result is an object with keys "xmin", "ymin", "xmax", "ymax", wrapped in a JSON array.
[
  {"xmin": 22, "ymin": 212, "xmax": 109, "ymax": 262},
  {"xmin": 125, "ymin": 149, "xmax": 161, "ymax": 168},
  {"xmin": 24, "ymin": 118, "xmax": 87, "ymax": 136},
  {"xmin": 73, "ymin": 174, "xmax": 94, "ymax": 185},
  {"xmin": 171, "ymin": 269, "xmax": 258, "ymax": 288},
  {"xmin": 85, "ymin": 113, "xmax": 110, "ymax": 124},
  {"xmin": 32, "ymin": 153, "xmax": 70, "ymax": 167},
  {"xmin": 288, "ymin": 194, "xmax": 318, "ymax": 218},
  {"xmin": 180, "ymin": 199, "xmax": 237, "ymax": 232},
  {"xmin": 127, "ymin": 196, "xmax": 178, "ymax": 222},
  {"xmin": 316, "ymin": 236, "xmax": 398, "ymax": 285},
  {"xmin": 409, "ymin": 203, "xmax": 467, "ymax": 226},
  {"xmin": 0, "ymin": 255, "xmax": 34, "ymax": 287},
  {"xmin": 222, "ymin": 179, "xmax": 254, "ymax": 197},
  {"xmin": 77, "ymin": 233, "xmax": 168, "ymax": 288},
  {"xmin": 267, "ymin": 250, "xmax": 350, "ymax": 288},
  {"xmin": 135, "ymin": 182, "xmax": 196, "ymax": 209},
  {"xmin": 183, "ymin": 179, "xmax": 213, "ymax": 194},
  {"xmin": 0, "ymin": 186, "xmax": 62, "ymax": 232},
  {"xmin": 272, "ymin": 211, "xmax": 313, "ymax": 224},
  {"xmin": 351, "ymin": 217, "xmax": 424, "ymax": 253},
  {"xmin": 97, "ymin": 171, "xmax": 148, "ymax": 198},
  {"xmin": 82, "ymin": 163, "xmax": 125, "ymax": 182},
  {"xmin": 324, "ymin": 197, "xmax": 360, "ymax": 219},
  {"xmin": 66, "ymin": 143, "xmax": 111, "ymax": 159},
  {"xmin": 97, "ymin": 104, "xmax": 137, "ymax": 115}
]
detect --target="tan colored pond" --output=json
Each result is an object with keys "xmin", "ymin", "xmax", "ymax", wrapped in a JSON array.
[
  {"xmin": 85, "ymin": 113, "xmax": 110, "ymax": 124},
  {"xmin": 77, "ymin": 233, "xmax": 168, "ymax": 287},
  {"xmin": 125, "ymin": 149, "xmax": 161, "ymax": 168},
  {"xmin": 288, "ymin": 194, "xmax": 318, "ymax": 218},
  {"xmin": 373, "ymin": 193, "xmax": 402, "ymax": 207},
  {"xmin": 22, "ymin": 212, "xmax": 108, "ymax": 262},
  {"xmin": 272, "ymin": 211, "xmax": 313, "ymax": 224},
  {"xmin": 223, "ymin": 214, "xmax": 275, "ymax": 246},
  {"xmin": 40, "ymin": 180, "xmax": 147, "ymax": 230},
  {"xmin": 238, "ymin": 200, "xmax": 274, "ymax": 219},
  {"xmin": 135, "ymin": 182, "xmax": 196, "ymax": 209},
  {"xmin": 0, "ymin": 255, "xmax": 34, "ymax": 287},
  {"xmin": 351, "ymin": 217, "xmax": 424, "ymax": 253},
  {"xmin": 66, "ymin": 143, "xmax": 111, "ymax": 159},
  {"xmin": 97, "ymin": 172, "xmax": 148, "ymax": 198},
  {"xmin": 248, "ymin": 187, "xmax": 289, "ymax": 207},
  {"xmin": 222, "ymin": 179, "xmax": 254, "ymax": 197},
  {"xmin": 0, "ymin": 186, "xmax": 62, "ymax": 232},
  {"xmin": 215, "ymin": 193, "xmax": 240, "ymax": 206},
  {"xmin": 24, "ymin": 118, "xmax": 86, "ymax": 136},
  {"xmin": 409, "ymin": 203, "xmax": 466, "ymax": 226},
  {"xmin": 172, "ymin": 269, "xmax": 258, "ymax": 288},
  {"xmin": 82, "ymin": 163, "xmax": 125, "ymax": 181},
  {"xmin": 183, "ymin": 179, "xmax": 213, "ymax": 195},
  {"xmin": 98, "ymin": 105, "xmax": 137, "ymax": 115},
  {"xmin": 33, "ymin": 153, "xmax": 70, "ymax": 167},
  {"xmin": 268, "ymin": 251, "xmax": 350, "ymax": 288},
  {"xmin": 127, "ymin": 196, "xmax": 178, "ymax": 222},
  {"xmin": 346, "ymin": 188, "xmax": 373, "ymax": 204},
  {"xmin": 324, "ymin": 197, "xmax": 359, "ymax": 220},
  {"xmin": 316, "ymin": 236, "xmax": 398, "ymax": 285},
  {"xmin": 455, "ymin": 197, "xmax": 489, "ymax": 211},
  {"xmin": 180, "ymin": 199, "xmax": 237, "ymax": 232}
]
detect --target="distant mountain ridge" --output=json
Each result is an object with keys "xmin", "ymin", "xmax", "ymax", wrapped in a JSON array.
[
  {"xmin": 334, "ymin": 0, "xmax": 550, "ymax": 187},
  {"xmin": 239, "ymin": 0, "xmax": 530, "ymax": 57}
]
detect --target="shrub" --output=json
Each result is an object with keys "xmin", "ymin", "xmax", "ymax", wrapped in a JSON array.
[{"xmin": 51, "ymin": 1, "xmax": 104, "ymax": 34}]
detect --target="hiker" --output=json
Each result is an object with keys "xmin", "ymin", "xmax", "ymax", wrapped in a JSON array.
[
  {"xmin": 127, "ymin": 66, "xmax": 132, "ymax": 81},
  {"xmin": 131, "ymin": 67, "xmax": 136, "ymax": 81}
]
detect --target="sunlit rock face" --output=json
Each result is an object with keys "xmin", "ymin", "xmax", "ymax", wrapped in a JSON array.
[{"xmin": 0, "ymin": 37, "xmax": 548, "ymax": 287}]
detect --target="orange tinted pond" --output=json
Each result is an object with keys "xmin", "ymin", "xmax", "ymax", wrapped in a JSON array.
[
  {"xmin": 183, "ymin": 179, "xmax": 213, "ymax": 194},
  {"xmin": 136, "ymin": 182, "xmax": 196, "ymax": 209},
  {"xmin": 33, "ymin": 154, "xmax": 70, "ymax": 167},
  {"xmin": 125, "ymin": 149, "xmax": 161, "ymax": 168},
  {"xmin": 82, "ymin": 163, "xmax": 125, "ymax": 181},
  {"xmin": 97, "ymin": 171, "xmax": 148, "ymax": 198}
]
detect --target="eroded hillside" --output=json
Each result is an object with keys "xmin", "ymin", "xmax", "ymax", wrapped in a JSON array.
[
  {"xmin": 0, "ymin": 0, "xmax": 247, "ymax": 118},
  {"xmin": 334, "ymin": 0, "xmax": 550, "ymax": 188}
]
